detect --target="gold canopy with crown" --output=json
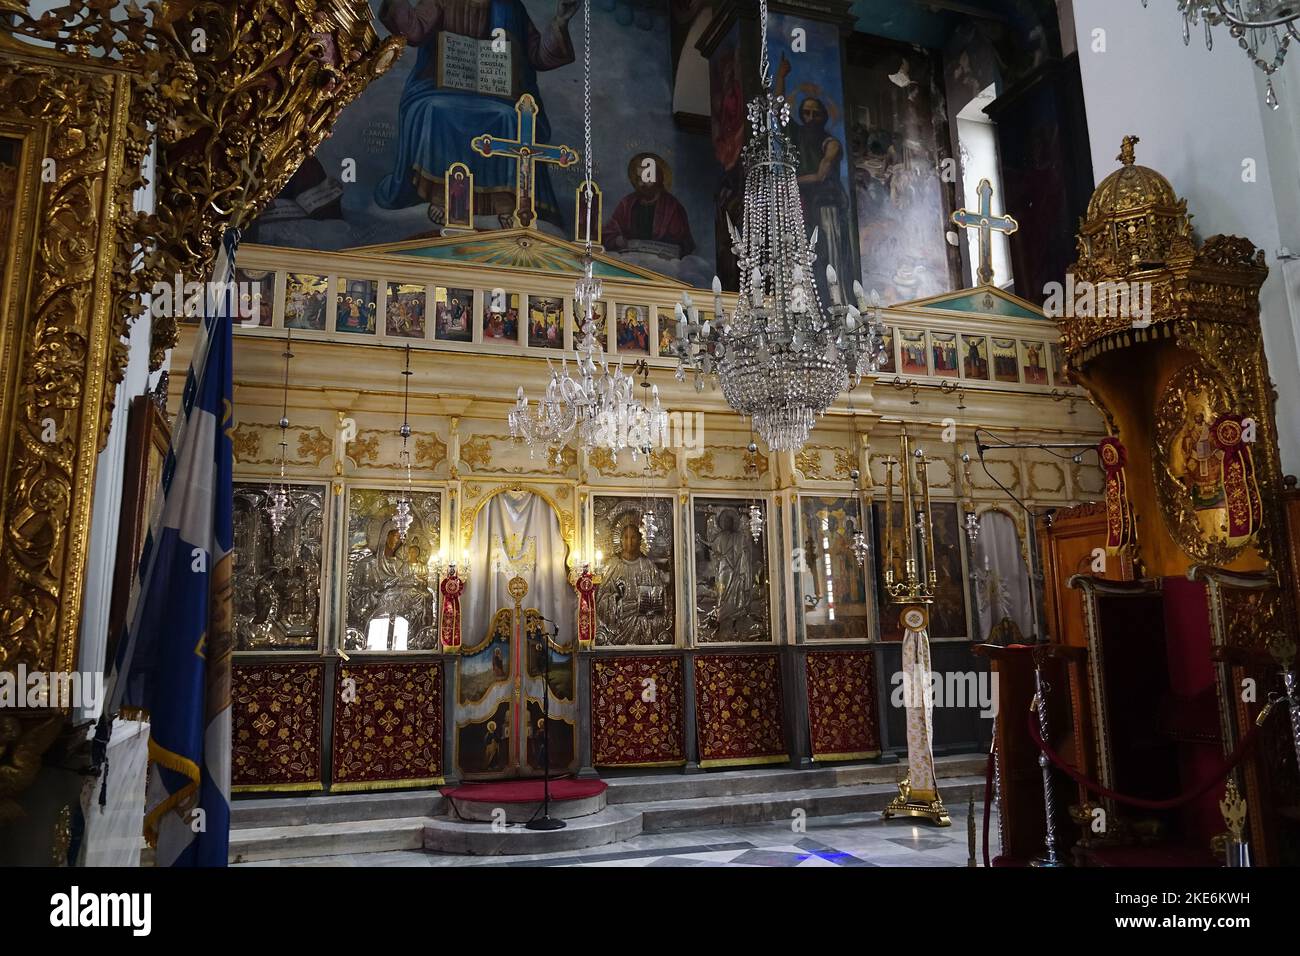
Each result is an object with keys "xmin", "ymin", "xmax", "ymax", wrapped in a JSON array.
[
  {"xmin": 1074, "ymin": 134, "xmax": 1194, "ymax": 279},
  {"xmin": 1061, "ymin": 135, "xmax": 1267, "ymax": 367},
  {"xmin": 1055, "ymin": 135, "xmax": 1284, "ymax": 576}
]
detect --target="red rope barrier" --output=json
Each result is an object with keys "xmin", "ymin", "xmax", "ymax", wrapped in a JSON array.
[{"xmin": 1027, "ymin": 706, "xmax": 1272, "ymax": 811}]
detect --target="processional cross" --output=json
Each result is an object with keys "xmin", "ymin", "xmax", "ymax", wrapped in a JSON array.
[
  {"xmin": 472, "ymin": 94, "xmax": 578, "ymax": 229},
  {"xmin": 951, "ymin": 179, "xmax": 1018, "ymax": 287}
]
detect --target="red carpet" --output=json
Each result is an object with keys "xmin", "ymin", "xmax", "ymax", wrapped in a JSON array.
[{"xmin": 442, "ymin": 779, "xmax": 607, "ymax": 804}]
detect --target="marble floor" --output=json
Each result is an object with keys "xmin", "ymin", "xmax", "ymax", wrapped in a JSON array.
[{"xmin": 240, "ymin": 806, "xmax": 996, "ymax": 868}]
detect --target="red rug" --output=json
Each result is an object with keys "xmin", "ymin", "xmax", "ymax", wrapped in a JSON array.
[{"xmin": 442, "ymin": 779, "xmax": 607, "ymax": 804}]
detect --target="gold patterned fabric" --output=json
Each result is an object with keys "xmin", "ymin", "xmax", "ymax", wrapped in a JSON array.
[
  {"xmin": 331, "ymin": 661, "xmax": 443, "ymax": 790},
  {"xmin": 694, "ymin": 653, "xmax": 787, "ymax": 767},
  {"xmin": 232, "ymin": 663, "xmax": 324, "ymax": 792},
  {"xmin": 805, "ymin": 651, "xmax": 879, "ymax": 760},
  {"xmin": 591, "ymin": 656, "xmax": 685, "ymax": 767}
]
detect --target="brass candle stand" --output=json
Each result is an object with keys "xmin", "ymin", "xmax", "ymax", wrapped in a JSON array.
[{"xmin": 880, "ymin": 429, "xmax": 950, "ymax": 826}]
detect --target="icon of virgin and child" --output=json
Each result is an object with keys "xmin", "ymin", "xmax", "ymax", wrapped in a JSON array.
[{"xmin": 375, "ymin": 0, "xmax": 578, "ymax": 228}]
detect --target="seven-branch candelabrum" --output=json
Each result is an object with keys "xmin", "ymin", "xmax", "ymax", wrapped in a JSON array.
[
  {"xmin": 509, "ymin": 256, "xmax": 667, "ymax": 460},
  {"xmin": 1149, "ymin": 0, "xmax": 1300, "ymax": 106},
  {"xmin": 881, "ymin": 432, "xmax": 938, "ymax": 605},
  {"xmin": 668, "ymin": 89, "xmax": 887, "ymax": 453}
]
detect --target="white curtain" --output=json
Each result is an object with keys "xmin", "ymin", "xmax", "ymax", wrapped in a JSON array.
[
  {"xmin": 973, "ymin": 511, "xmax": 1033, "ymax": 642},
  {"xmin": 460, "ymin": 490, "xmax": 573, "ymax": 728}
]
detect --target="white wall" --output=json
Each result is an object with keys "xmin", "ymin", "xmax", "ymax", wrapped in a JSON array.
[
  {"xmin": 1072, "ymin": 0, "xmax": 1300, "ymax": 475},
  {"xmin": 76, "ymin": 141, "xmax": 160, "ymax": 723}
]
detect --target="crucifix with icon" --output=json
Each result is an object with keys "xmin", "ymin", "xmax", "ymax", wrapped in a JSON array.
[
  {"xmin": 951, "ymin": 179, "xmax": 1018, "ymax": 287},
  {"xmin": 472, "ymin": 93, "xmax": 578, "ymax": 230}
]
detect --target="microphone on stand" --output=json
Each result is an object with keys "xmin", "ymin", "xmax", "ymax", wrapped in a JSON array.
[{"xmin": 525, "ymin": 613, "xmax": 566, "ymax": 831}]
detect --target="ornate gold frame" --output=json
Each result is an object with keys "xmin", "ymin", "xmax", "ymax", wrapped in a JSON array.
[{"xmin": 0, "ymin": 2, "xmax": 398, "ymax": 821}]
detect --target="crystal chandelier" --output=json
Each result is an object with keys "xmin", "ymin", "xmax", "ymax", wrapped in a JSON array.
[
  {"xmin": 1144, "ymin": 0, "xmax": 1300, "ymax": 106},
  {"xmin": 394, "ymin": 345, "xmax": 415, "ymax": 541},
  {"xmin": 267, "ymin": 328, "xmax": 294, "ymax": 533},
  {"xmin": 508, "ymin": 0, "xmax": 667, "ymax": 461},
  {"xmin": 669, "ymin": 0, "xmax": 888, "ymax": 453}
]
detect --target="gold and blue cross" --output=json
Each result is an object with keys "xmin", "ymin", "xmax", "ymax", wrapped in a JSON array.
[
  {"xmin": 471, "ymin": 94, "xmax": 578, "ymax": 230},
  {"xmin": 951, "ymin": 178, "xmax": 1018, "ymax": 287}
]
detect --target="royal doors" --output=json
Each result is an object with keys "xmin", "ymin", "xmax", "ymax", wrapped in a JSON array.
[{"xmin": 456, "ymin": 490, "xmax": 576, "ymax": 778}]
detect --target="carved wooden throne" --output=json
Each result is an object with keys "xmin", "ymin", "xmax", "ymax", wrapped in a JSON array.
[{"xmin": 1041, "ymin": 137, "xmax": 1300, "ymax": 866}]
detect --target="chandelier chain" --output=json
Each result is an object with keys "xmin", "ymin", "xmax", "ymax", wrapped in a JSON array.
[
  {"xmin": 582, "ymin": 0, "xmax": 594, "ymax": 254},
  {"xmin": 507, "ymin": 0, "xmax": 669, "ymax": 463}
]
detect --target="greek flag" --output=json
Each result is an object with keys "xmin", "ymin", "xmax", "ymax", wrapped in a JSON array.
[{"xmin": 104, "ymin": 231, "xmax": 236, "ymax": 866}]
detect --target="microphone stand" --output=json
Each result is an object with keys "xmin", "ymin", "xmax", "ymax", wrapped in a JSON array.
[{"xmin": 525, "ymin": 618, "xmax": 566, "ymax": 831}]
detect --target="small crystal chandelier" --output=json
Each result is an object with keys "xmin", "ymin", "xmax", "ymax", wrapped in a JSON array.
[
  {"xmin": 508, "ymin": 0, "xmax": 667, "ymax": 461},
  {"xmin": 669, "ymin": 0, "xmax": 889, "ymax": 453},
  {"xmin": 1144, "ymin": 0, "xmax": 1300, "ymax": 106},
  {"xmin": 639, "ymin": 454, "xmax": 658, "ymax": 546},
  {"xmin": 846, "ymin": 390, "xmax": 869, "ymax": 567},
  {"xmin": 745, "ymin": 439, "xmax": 764, "ymax": 542},
  {"xmin": 960, "ymin": 453, "xmax": 980, "ymax": 545},
  {"xmin": 393, "ymin": 344, "xmax": 415, "ymax": 541},
  {"xmin": 850, "ymin": 469, "xmax": 870, "ymax": 567},
  {"xmin": 267, "ymin": 328, "xmax": 294, "ymax": 533}
]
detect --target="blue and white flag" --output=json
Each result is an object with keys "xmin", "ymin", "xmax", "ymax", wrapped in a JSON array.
[{"xmin": 106, "ymin": 231, "xmax": 236, "ymax": 866}]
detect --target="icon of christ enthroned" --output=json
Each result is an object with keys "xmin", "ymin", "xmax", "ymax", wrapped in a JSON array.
[{"xmin": 375, "ymin": 0, "xmax": 578, "ymax": 227}]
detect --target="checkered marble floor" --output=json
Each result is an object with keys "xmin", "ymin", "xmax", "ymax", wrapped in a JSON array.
[{"xmin": 242, "ymin": 806, "xmax": 995, "ymax": 868}]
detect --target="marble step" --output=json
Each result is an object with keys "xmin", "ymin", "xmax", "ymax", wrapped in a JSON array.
[
  {"xmin": 629, "ymin": 775, "xmax": 988, "ymax": 832},
  {"xmin": 229, "ymin": 816, "xmax": 435, "ymax": 864},
  {"xmin": 422, "ymin": 806, "xmax": 643, "ymax": 856},
  {"xmin": 231, "ymin": 790, "xmax": 445, "ymax": 829},
  {"xmin": 448, "ymin": 790, "xmax": 606, "ymax": 823},
  {"xmin": 603, "ymin": 754, "xmax": 985, "ymax": 805},
  {"xmin": 228, "ymin": 775, "xmax": 988, "ymax": 862}
]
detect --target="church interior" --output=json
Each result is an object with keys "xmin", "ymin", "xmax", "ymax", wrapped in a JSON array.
[{"xmin": 4, "ymin": 0, "xmax": 1300, "ymax": 894}]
